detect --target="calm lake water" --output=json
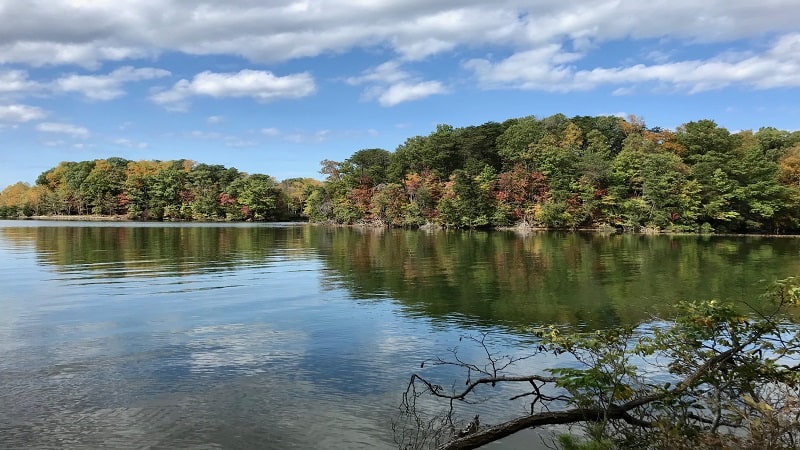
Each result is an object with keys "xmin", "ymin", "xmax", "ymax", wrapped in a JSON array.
[{"xmin": 1, "ymin": 221, "xmax": 798, "ymax": 449}]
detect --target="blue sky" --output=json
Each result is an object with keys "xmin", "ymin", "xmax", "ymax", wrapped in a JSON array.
[{"xmin": 1, "ymin": 1, "xmax": 800, "ymax": 187}]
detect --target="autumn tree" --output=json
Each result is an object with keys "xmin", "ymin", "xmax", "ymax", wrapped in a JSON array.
[
  {"xmin": 437, "ymin": 168, "xmax": 495, "ymax": 228},
  {"xmin": 9, "ymin": 113, "xmax": 800, "ymax": 231},
  {"xmin": 226, "ymin": 174, "xmax": 283, "ymax": 220},
  {"xmin": 82, "ymin": 158, "xmax": 129, "ymax": 215},
  {"xmin": 371, "ymin": 183, "xmax": 407, "ymax": 226},
  {"xmin": 0, "ymin": 182, "xmax": 32, "ymax": 217},
  {"xmin": 493, "ymin": 165, "xmax": 549, "ymax": 225},
  {"xmin": 279, "ymin": 177, "xmax": 323, "ymax": 218}
]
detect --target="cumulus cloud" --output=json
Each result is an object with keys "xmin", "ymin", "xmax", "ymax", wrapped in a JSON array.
[
  {"xmin": 151, "ymin": 69, "xmax": 316, "ymax": 111},
  {"xmin": 464, "ymin": 45, "xmax": 577, "ymax": 91},
  {"xmin": 466, "ymin": 33, "xmax": 800, "ymax": 93},
  {"xmin": 0, "ymin": 104, "xmax": 46, "ymax": 123},
  {"xmin": 346, "ymin": 60, "xmax": 447, "ymax": 106},
  {"xmin": 378, "ymin": 81, "xmax": 447, "ymax": 107},
  {"xmin": 0, "ymin": 70, "xmax": 42, "ymax": 95},
  {"xmin": 1, "ymin": 1, "xmax": 797, "ymax": 67},
  {"xmin": 0, "ymin": 41, "xmax": 151, "ymax": 69},
  {"xmin": 53, "ymin": 66, "xmax": 171, "ymax": 100},
  {"xmin": 36, "ymin": 122, "xmax": 90, "ymax": 138},
  {"xmin": 0, "ymin": 0, "xmax": 798, "ymax": 99}
]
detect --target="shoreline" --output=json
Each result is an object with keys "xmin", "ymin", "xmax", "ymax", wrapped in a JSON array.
[
  {"xmin": 2, "ymin": 215, "xmax": 797, "ymax": 237},
  {"xmin": 27, "ymin": 214, "xmax": 132, "ymax": 222}
]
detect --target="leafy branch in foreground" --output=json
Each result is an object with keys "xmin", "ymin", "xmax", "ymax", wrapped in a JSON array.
[{"xmin": 396, "ymin": 278, "xmax": 800, "ymax": 449}]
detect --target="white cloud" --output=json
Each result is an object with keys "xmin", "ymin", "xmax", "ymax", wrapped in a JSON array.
[
  {"xmin": 464, "ymin": 45, "xmax": 574, "ymax": 91},
  {"xmin": 347, "ymin": 60, "xmax": 447, "ymax": 106},
  {"xmin": 151, "ymin": 69, "xmax": 316, "ymax": 111},
  {"xmin": 285, "ymin": 129, "xmax": 332, "ymax": 144},
  {"xmin": 53, "ymin": 66, "xmax": 171, "ymax": 100},
  {"xmin": 186, "ymin": 130, "xmax": 223, "ymax": 140},
  {"xmin": 0, "ymin": 104, "xmax": 46, "ymax": 123},
  {"xmin": 0, "ymin": 1, "xmax": 795, "ymax": 67},
  {"xmin": 346, "ymin": 61, "xmax": 408, "ymax": 86},
  {"xmin": 206, "ymin": 115, "xmax": 224, "ymax": 124},
  {"xmin": 36, "ymin": 122, "xmax": 90, "ymax": 138},
  {"xmin": 224, "ymin": 138, "xmax": 258, "ymax": 148},
  {"xmin": 0, "ymin": 70, "xmax": 42, "ymax": 95},
  {"xmin": 112, "ymin": 138, "xmax": 148, "ymax": 149},
  {"xmin": 0, "ymin": 0, "xmax": 799, "ymax": 98},
  {"xmin": 260, "ymin": 127, "xmax": 332, "ymax": 143},
  {"xmin": 378, "ymin": 81, "xmax": 447, "ymax": 107},
  {"xmin": 466, "ymin": 33, "xmax": 800, "ymax": 94},
  {"xmin": 181, "ymin": 129, "xmax": 261, "ymax": 147},
  {"xmin": 260, "ymin": 126, "xmax": 384, "ymax": 143},
  {"xmin": 0, "ymin": 41, "xmax": 151, "ymax": 69}
]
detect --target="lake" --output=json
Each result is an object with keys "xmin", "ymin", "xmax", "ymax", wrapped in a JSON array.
[{"xmin": 1, "ymin": 221, "xmax": 798, "ymax": 449}]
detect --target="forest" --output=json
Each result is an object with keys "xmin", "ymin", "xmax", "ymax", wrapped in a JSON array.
[{"xmin": 2, "ymin": 114, "xmax": 800, "ymax": 233}]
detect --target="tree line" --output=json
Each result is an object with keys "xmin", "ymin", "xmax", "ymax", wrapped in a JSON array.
[
  {"xmin": 0, "ymin": 157, "xmax": 321, "ymax": 221},
  {"xmin": 2, "ymin": 114, "xmax": 800, "ymax": 232},
  {"xmin": 307, "ymin": 115, "xmax": 800, "ymax": 233}
]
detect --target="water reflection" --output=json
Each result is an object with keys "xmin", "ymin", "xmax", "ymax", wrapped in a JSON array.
[
  {"xmin": 2, "ymin": 222, "xmax": 800, "ymax": 449},
  {"xmin": 2, "ymin": 223, "xmax": 313, "ymax": 276},
  {"xmin": 2, "ymin": 223, "xmax": 798, "ymax": 329},
  {"xmin": 309, "ymin": 227, "xmax": 800, "ymax": 328}
]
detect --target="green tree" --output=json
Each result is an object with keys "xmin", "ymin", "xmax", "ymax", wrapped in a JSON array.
[
  {"xmin": 345, "ymin": 148, "xmax": 392, "ymax": 185},
  {"xmin": 226, "ymin": 174, "xmax": 282, "ymax": 221},
  {"xmin": 82, "ymin": 158, "xmax": 129, "ymax": 215},
  {"xmin": 187, "ymin": 164, "xmax": 243, "ymax": 220},
  {"xmin": 370, "ymin": 183, "xmax": 407, "ymax": 226},
  {"xmin": 639, "ymin": 151, "xmax": 701, "ymax": 229},
  {"xmin": 149, "ymin": 162, "xmax": 189, "ymax": 220},
  {"xmin": 303, "ymin": 187, "xmax": 332, "ymax": 222},
  {"xmin": 279, "ymin": 177, "xmax": 323, "ymax": 218},
  {"xmin": 389, "ymin": 125, "xmax": 464, "ymax": 182},
  {"xmin": 456, "ymin": 122, "xmax": 504, "ymax": 173},
  {"xmin": 496, "ymin": 116, "xmax": 545, "ymax": 170},
  {"xmin": 437, "ymin": 169, "xmax": 494, "ymax": 228}
]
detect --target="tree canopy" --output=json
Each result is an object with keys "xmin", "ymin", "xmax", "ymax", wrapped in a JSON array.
[
  {"xmin": 3, "ymin": 114, "xmax": 800, "ymax": 232},
  {"xmin": 301, "ymin": 115, "xmax": 800, "ymax": 233},
  {"xmin": 1, "ymin": 158, "xmax": 303, "ymax": 221}
]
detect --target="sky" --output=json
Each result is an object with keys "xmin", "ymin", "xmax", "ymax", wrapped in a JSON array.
[{"xmin": 1, "ymin": 0, "xmax": 800, "ymax": 187}]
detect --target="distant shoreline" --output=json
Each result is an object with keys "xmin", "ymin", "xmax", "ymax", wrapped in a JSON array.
[
  {"xmin": 27, "ymin": 214, "xmax": 135, "ymax": 222},
  {"xmin": 0, "ymin": 215, "xmax": 796, "ymax": 237}
]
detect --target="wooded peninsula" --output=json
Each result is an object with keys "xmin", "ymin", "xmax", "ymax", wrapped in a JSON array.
[{"xmin": 3, "ymin": 114, "xmax": 800, "ymax": 233}]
